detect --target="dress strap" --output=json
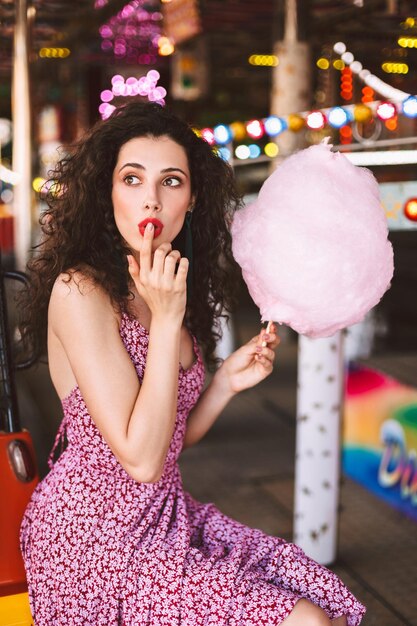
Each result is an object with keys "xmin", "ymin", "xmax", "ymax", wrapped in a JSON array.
[{"xmin": 47, "ymin": 416, "xmax": 67, "ymax": 469}]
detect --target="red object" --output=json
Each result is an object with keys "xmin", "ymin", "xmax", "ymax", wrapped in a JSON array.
[
  {"xmin": 0, "ymin": 430, "xmax": 38, "ymax": 596},
  {"xmin": 346, "ymin": 365, "xmax": 398, "ymax": 396},
  {"xmin": 0, "ymin": 216, "xmax": 14, "ymax": 254},
  {"xmin": 361, "ymin": 86, "xmax": 374, "ymax": 103},
  {"xmin": 138, "ymin": 218, "xmax": 164, "ymax": 237},
  {"xmin": 339, "ymin": 124, "xmax": 352, "ymax": 146},
  {"xmin": 340, "ymin": 67, "xmax": 353, "ymax": 101}
]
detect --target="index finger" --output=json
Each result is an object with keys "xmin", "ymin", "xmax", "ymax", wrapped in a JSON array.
[{"xmin": 139, "ymin": 222, "xmax": 155, "ymax": 273}]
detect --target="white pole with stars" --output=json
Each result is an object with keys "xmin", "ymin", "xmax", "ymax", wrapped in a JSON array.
[{"xmin": 293, "ymin": 332, "xmax": 344, "ymax": 565}]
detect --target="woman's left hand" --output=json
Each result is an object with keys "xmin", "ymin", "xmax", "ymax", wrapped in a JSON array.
[{"xmin": 217, "ymin": 324, "xmax": 280, "ymax": 395}]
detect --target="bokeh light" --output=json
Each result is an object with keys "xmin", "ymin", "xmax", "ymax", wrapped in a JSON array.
[
  {"xmin": 32, "ymin": 177, "xmax": 46, "ymax": 193},
  {"xmin": 316, "ymin": 58, "xmax": 330, "ymax": 70},
  {"xmin": 376, "ymin": 102, "xmax": 397, "ymax": 121},
  {"xmin": 404, "ymin": 198, "xmax": 417, "ymax": 222},
  {"xmin": 306, "ymin": 111, "xmax": 326, "ymax": 130},
  {"xmin": 287, "ymin": 114, "xmax": 305, "ymax": 132},
  {"xmin": 213, "ymin": 124, "xmax": 233, "ymax": 145},
  {"xmin": 264, "ymin": 116, "xmax": 287, "ymax": 137},
  {"xmin": 235, "ymin": 145, "xmax": 250, "ymax": 160},
  {"xmin": 402, "ymin": 96, "xmax": 417, "ymax": 118},
  {"xmin": 333, "ymin": 60, "xmax": 345, "ymax": 70},
  {"xmin": 98, "ymin": 0, "xmax": 162, "ymax": 64},
  {"xmin": 230, "ymin": 122, "xmax": 246, "ymax": 141},
  {"xmin": 353, "ymin": 104, "xmax": 372, "ymax": 123},
  {"xmin": 248, "ymin": 144, "xmax": 261, "ymax": 159},
  {"xmin": 100, "ymin": 70, "xmax": 167, "ymax": 118},
  {"xmin": 246, "ymin": 120, "xmax": 264, "ymax": 139},
  {"xmin": 381, "ymin": 62, "xmax": 409, "ymax": 74},
  {"xmin": 100, "ymin": 90, "xmax": 114, "ymax": 102},
  {"xmin": 158, "ymin": 36, "xmax": 174, "ymax": 56},
  {"xmin": 248, "ymin": 55, "xmax": 278, "ymax": 67},
  {"xmin": 328, "ymin": 107, "xmax": 350, "ymax": 128},
  {"xmin": 264, "ymin": 142, "xmax": 279, "ymax": 157},
  {"xmin": 0, "ymin": 189, "xmax": 13, "ymax": 204},
  {"xmin": 201, "ymin": 128, "xmax": 215, "ymax": 145}
]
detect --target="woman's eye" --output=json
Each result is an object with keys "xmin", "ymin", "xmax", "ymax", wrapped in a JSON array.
[
  {"xmin": 124, "ymin": 174, "xmax": 140, "ymax": 185},
  {"xmin": 163, "ymin": 177, "xmax": 181, "ymax": 187}
]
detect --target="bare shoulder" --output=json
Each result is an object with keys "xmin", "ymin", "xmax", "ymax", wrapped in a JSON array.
[
  {"xmin": 49, "ymin": 270, "xmax": 119, "ymax": 334},
  {"xmin": 51, "ymin": 269, "xmax": 106, "ymax": 299}
]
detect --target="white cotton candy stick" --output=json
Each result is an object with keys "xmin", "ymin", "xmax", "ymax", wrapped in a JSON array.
[{"xmin": 261, "ymin": 320, "xmax": 273, "ymax": 347}]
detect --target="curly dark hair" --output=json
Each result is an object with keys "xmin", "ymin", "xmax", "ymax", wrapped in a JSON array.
[{"xmin": 19, "ymin": 101, "xmax": 241, "ymax": 371}]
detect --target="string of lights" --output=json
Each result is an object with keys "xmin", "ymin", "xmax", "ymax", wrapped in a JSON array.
[{"xmin": 191, "ymin": 42, "xmax": 417, "ymax": 162}]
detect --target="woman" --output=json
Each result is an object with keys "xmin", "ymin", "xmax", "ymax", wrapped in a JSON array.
[{"xmin": 20, "ymin": 102, "xmax": 365, "ymax": 625}]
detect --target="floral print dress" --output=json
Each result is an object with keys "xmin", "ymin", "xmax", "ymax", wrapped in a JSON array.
[{"xmin": 20, "ymin": 311, "xmax": 366, "ymax": 625}]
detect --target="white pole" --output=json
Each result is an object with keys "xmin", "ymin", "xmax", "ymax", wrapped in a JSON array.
[
  {"xmin": 270, "ymin": 0, "xmax": 311, "ymax": 157},
  {"xmin": 12, "ymin": 0, "xmax": 32, "ymax": 270},
  {"xmin": 270, "ymin": 0, "xmax": 343, "ymax": 566},
  {"xmin": 293, "ymin": 332, "xmax": 344, "ymax": 565}
]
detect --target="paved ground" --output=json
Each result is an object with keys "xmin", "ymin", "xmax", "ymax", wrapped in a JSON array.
[{"xmin": 16, "ymin": 309, "xmax": 417, "ymax": 626}]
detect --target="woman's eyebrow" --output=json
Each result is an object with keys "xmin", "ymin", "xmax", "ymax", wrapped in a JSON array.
[
  {"xmin": 118, "ymin": 163, "xmax": 188, "ymax": 177},
  {"xmin": 160, "ymin": 167, "xmax": 188, "ymax": 177},
  {"xmin": 118, "ymin": 162, "xmax": 144, "ymax": 173}
]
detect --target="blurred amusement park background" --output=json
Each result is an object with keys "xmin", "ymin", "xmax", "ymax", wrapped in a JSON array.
[{"xmin": 0, "ymin": 1, "xmax": 417, "ymax": 624}]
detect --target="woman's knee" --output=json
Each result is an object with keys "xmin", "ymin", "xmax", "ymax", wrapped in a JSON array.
[{"xmin": 282, "ymin": 599, "xmax": 332, "ymax": 626}]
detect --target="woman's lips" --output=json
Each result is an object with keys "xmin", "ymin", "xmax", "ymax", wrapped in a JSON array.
[{"xmin": 138, "ymin": 218, "xmax": 164, "ymax": 237}]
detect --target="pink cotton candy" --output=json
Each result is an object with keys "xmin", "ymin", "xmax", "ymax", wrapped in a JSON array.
[{"xmin": 231, "ymin": 140, "xmax": 394, "ymax": 338}]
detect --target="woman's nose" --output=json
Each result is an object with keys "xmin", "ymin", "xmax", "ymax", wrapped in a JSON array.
[
  {"xmin": 143, "ymin": 186, "xmax": 161, "ymax": 211},
  {"xmin": 144, "ymin": 200, "xmax": 161, "ymax": 211}
]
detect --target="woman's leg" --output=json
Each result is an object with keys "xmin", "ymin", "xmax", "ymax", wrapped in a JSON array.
[{"xmin": 281, "ymin": 599, "xmax": 332, "ymax": 626}]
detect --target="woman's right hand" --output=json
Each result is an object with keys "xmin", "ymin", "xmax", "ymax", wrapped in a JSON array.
[{"xmin": 127, "ymin": 222, "xmax": 189, "ymax": 323}]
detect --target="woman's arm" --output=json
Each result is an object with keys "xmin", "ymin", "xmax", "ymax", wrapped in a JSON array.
[
  {"xmin": 183, "ymin": 327, "xmax": 279, "ymax": 448},
  {"xmin": 50, "ymin": 225, "xmax": 189, "ymax": 483}
]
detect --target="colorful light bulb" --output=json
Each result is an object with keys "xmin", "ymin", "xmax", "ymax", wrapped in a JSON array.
[
  {"xmin": 264, "ymin": 142, "xmax": 279, "ymax": 157},
  {"xmin": 201, "ymin": 128, "xmax": 215, "ymax": 145},
  {"xmin": 306, "ymin": 111, "xmax": 326, "ymax": 130},
  {"xmin": 246, "ymin": 120, "xmax": 264, "ymax": 139},
  {"xmin": 328, "ymin": 107, "xmax": 350, "ymax": 128},
  {"xmin": 404, "ymin": 198, "xmax": 417, "ymax": 222},
  {"xmin": 213, "ymin": 124, "xmax": 233, "ymax": 145},
  {"xmin": 353, "ymin": 105, "xmax": 372, "ymax": 123},
  {"xmin": 235, "ymin": 145, "xmax": 250, "ymax": 160},
  {"xmin": 288, "ymin": 114, "xmax": 305, "ymax": 132},
  {"xmin": 230, "ymin": 122, "xmax": 246, "ymax": 141},
  {"xmin": 248, "ymin": 144, "xmax": 261, "ymax": 158},
  {"xmin": 264, "ymin": 116, "xmax": 286, "ymax": 137},
  {"xmin": 376, "ymin": 102, "xmax": 397, "ymax": 121},
  {"xmin": 100, "ymin": 89, "xmax": 114, "ymax": 103},
  {"xmin": 402, "ymin": 96, "xmax": 417, "ymax": 118}
]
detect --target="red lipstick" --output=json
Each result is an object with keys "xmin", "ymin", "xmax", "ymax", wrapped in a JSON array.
[{"xmin": 138, "ymin": 218, "xmax": 164, "ymax": 238}]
